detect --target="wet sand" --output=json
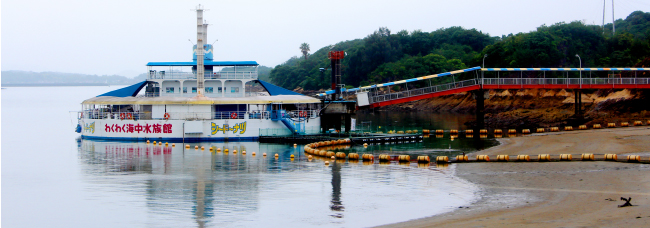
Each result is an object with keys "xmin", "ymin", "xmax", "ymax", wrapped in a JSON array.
[{"xmin": 382, "ymin": 127, "xmax": 650, "ymax": 227}]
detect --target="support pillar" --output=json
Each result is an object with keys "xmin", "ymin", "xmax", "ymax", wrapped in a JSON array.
[
  {"xmin": 574, "ymin": 90, "xmax": 583, "ymax": 119},
  {"xmin": 474, "ymin": 88, "xmax": 485, "ymax": 134},
  {"xmin": 344, "ymin": 114, "xmax": 352, "ymax": 133}
]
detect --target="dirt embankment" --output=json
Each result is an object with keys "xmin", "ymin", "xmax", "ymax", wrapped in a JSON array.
[{"xmin": 382, "ymin": 89, "xmax": 650, "ymax": 129}]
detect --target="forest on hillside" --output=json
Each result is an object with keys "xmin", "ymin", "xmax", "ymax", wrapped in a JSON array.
[{"xmin": 269, "ymin": 11, "xmax": 650, "ymax": 91}]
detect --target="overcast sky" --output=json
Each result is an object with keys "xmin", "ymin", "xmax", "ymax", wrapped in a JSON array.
[{"xmin": 3, "ymin": 0, "xmax": 650, "ymax": 77}]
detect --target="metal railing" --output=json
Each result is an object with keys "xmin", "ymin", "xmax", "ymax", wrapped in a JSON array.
[
  {"xmin": 287, "ymin": 110, "xmax": 319, "ymax": 119},
  {"xmin": 482, "ymin": 77, "xmax": 650, "ymax": 85},
  {"xmin": 370, "ymin": 79, "xmax": 478, "ymax": 103},
  {"xmin": 148, "ymin": 72, "xmax": 258, "ymax": 80}
]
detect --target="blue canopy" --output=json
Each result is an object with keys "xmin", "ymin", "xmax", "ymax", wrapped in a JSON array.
[
  {"xmin": 146, "ymin": 61, "xmax": 259, "ymax": 66},
  {"xmin": 258, "ymin": 80, "xmax": 304, "ymax": 96},
  {"xmin": 97, "ymin": 81, "xmax": 147, "ymax": 97}
]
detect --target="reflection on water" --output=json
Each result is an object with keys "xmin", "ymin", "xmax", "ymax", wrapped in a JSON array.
[{"xmin": 77, "ymin": 139, "xmax": 482, "ymax": 227}]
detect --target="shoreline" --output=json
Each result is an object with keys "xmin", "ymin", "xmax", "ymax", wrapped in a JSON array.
[{"xmin": 381, "ymin": 127, "xmax": 650, "ymax": 227}]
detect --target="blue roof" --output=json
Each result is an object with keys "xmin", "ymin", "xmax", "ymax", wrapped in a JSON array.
[
  {"xmin": 146, "ymin": 61, "xmax": 259, "ymax": 66},
  {"xmin": 97, "ymin": 81, "xmax": 147, "ymax": 97},
  {"xmin": 258, "ymin": 80, "xmax": 304, "ymax": 96}
]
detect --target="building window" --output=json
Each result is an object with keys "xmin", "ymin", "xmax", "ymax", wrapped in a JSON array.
[
  {"xmin": 205, "ymin": 87, "xmax": 213, "ymax": 93},
  {"xmin": 166, "ymin": 87, "xmax": 174, "ymax": 93},
  {"xmin": 192, "ymin": 87, "xmax": 197, "ymax": 93},
  {"xmin": 218, "ymin": 87, "xmax": 223, "ymax": 93},
  {"xmin": 231, "ymin": 87, "xmax": 239, "ymax": 93},
  {"xmin": 183, "ymin": 87, "xmax": 187, "ymax": 93}
]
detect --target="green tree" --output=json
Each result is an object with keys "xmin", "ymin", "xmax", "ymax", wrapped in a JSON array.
[{"xmin": 300, "ymin": 43, "xmax": 310, "ymax": 59}]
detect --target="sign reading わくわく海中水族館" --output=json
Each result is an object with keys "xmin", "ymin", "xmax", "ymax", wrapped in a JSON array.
[{"xmin": 104, "ymin": 123, "xmax": 172, "ymax": 134}]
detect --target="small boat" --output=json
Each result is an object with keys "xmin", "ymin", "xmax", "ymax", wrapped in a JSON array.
[{"xmin": 76, "ymin": 5, "xmax": 321, "ymax": 142}]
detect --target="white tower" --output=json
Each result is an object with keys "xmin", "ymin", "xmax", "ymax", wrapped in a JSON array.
[{"xmin": 195, "ymin": 4, "xmax": 205, "ymax": 97}]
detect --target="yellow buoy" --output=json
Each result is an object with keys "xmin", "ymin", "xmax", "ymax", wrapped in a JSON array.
[
  {"xmin": 252, "ymin": 152, "xmax": 256, "ymax": 156},
  {"xmin": 494, "ymin": 129, "xmax": 503, "ymax": 134},
  {"xmin": 325, "ymin": 161, "xmax": 330, "ymax": 165},
  {"xmin": 325, "ymin": 151, "xmax": 335, "ymax": 157},
  {"xmin": 398, "ymin": 155, "xmax": 411, "ymax": 162},
  {"xmin": 146, "ymin": 140, "xmax": 150, "ymax": 144},
  {"xmin": 217, "ymin": 148, "xmax": 221, "ymax": 152},
  {"xmin": 435, "ymin": 156, "xmax": 449, "ymax": 163},
  {"xmin": 348, "ymin": 153, "xmax": 359, "ymax": 160},
  {"xmin": 627, "ymin": 155, "xmax": 640, "ymax": 162},
  {"xmin": 362, "ymin": 154, "xmax": 374, "ymax": 161},
  {"xmin": 331, "ymin": 156, "xmax": 336, "ymax": 159},
  {"xmin": 564, "ymin": 126, "xmax": 573, "ymax": 131},
  {"xmin": 581, "ymin": 153, "xmax": 594, "ymax": 161},
  {"xmin": 274, "ymin": 153, "xmax": 279, "ymax": 157},
  {"xmin": 559, "ymin": 154, "xmax": 572, "ymax": 161},
  {"xmin": 607, "ymin": 123, "xmax": 616, "ymax": 128},
  {"xmin": 604, "ymin": 154, "xmax": 618, "ymax": 161},
  {"xmin": 201, "ymin": 146, "xmax": 205, "ymax": 150},
  {"xmin": 508, "ymin": 129, "xmax": 516, "ymax": 134},
  {"xmin": 233, "ymin": 150, "xmax": 237, "ymax": 154},
  {"xmin": 417, "ymin": 156, "xmax": 430, "ymax": 163},
  {"xmin": 538, "ymin": 154, "xmax": 551, "ymax": 162},
  {"xmin": 422, "ymin": 129, "xmax": 430, "ymax": 134},
  {"xmin": 172, "ymin": 143, "xmax": 175, "ymax": 147},
  {"xmin": 522, "ymin": 129, "xmax": 531, "ymax": 134},
  {"xmin": 496, "ymin": 155, "xmax": 509, "ymax": 162},
  {"xmin": 536, "ymin": 128, "xmax": 545, "ymax": 133},
  {"xmin": 435, "ymin": 129, "xmax": 444, "ymax": 134},
  {"xmin": 455, "ymin": 155, "xmax": 468, "ymax": 162},
  {"xmin": 242, "ymin": 150, "xmax": 246, "ymax": 154},
  {"xmin": 335, "ymin": 152, "xmax": 346, "ymax": 159},
  {"xmin": 516, "ymin": 155, "xmax": 530, "ymax": 162},
  {"xmin": 290, "ymin": 154, "xmax": 295, "ymax": 158},
  {"xmin": 593, "ymin": 124, "xmax": 602, "ymax": 129},
  {"xmin": 480, "ymin": 134, "xmax": 488, "ymax": 138},
  {"xmin": 634, "ymin": 120, "xmax": 643, "ymax": 126},
  {"xmin": 263, "ymin": 152, "xmax": 267, "ymax": 156},
  {"xmin": 578, "ymin": 125, "xmax": 587, "ymax": 130},
  {"xmin": 450, "ymin": 129, "xmax": 458, "ymax": 134},
  {"xmin": 158, "ymin": 142, "xmax": 162, "ymax": 145},
  {"xmin": 550, "ymin": 127, "xmax": 559, "ymax": 132},
  {"xmin": 480, "ymin": 129, "xmax": 488, "ymax": 134},
  {"xmin": 621, "ymin": 122, "xmax": 629, "ymax": 127},
  {"xmin": 466, "ymin": 133, "xmax": 473, "ymax": 138},
  {"xmin": 308, "ymin": 155, "xmax": 313, "ymax": 159},
  {"xmin": 476, "ymin": 155, "xmax": 490, "ymax": 162},
  {"xmin": 466, "ymin": 129, "xmax": 474, "ymax": 134},
  {"xmin": 224, "ymin": 149, "xmax": 229, "ymax": 153},
  {"xmin": 294, "ymin": 144, "xmax": 297, "ymax": 147},
  {"xmin": 195, "ymin": 145, "xmax": 199, "ymax": 149},
  {"xmin": 185, "ymin": 144, "xmax": 190, "ymax": 149},
  {"xmin": 209, "ymin": 147, "xmax": 213, "ymax": 151},
  {"xmin": 378, "ymin": 154, "xmax": 391, "ymax": 161},
  {"xmin": 165, "ymin": 142, "xmax": 168, "ymax": 146},
  {"xmin": 153, "ymin": 141, "xmax": 157, "ymax": 144}
]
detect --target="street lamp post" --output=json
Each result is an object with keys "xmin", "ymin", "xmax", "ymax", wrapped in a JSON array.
[
  {"xmin": 482, "ymin": 54, "xmax": 488, "ymax": 83},
  {"xmin": 576, "ymin": 54, "xmax": 582, "ymax": 88}
]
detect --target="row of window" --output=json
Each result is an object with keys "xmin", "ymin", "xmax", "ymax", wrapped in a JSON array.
[{"xmin": 165, "ymin": 87, "xmax": 240, "ymax": 94}]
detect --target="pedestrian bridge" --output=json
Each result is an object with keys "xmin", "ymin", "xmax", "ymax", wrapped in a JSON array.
[{"xmin": 317, "ymin": 67, "xmax": 650, "ymax": 109}]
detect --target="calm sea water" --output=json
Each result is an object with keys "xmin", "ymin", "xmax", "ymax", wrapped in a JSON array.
[{"xmin": 2, "ymin": 86, "xmax": 495, "ymax": 228}]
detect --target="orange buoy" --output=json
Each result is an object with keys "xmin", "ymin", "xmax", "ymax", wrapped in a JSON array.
[
  {"xmin": 466, "ymin": 133, "xmax": 473, "ymax": 138},
  {"xmin": 455, "ymin": 155, "xmax": 468, "ymax": 162},
  {"xmin": 290, "ymin": 154, "xmax": 295, "ymax": 158},
  {"xmin": 435, "ymin": 129, "xmax": 444, "ymax": 134},
  {"xmin": 581, "ymin": 153, "xmax": 594, "ymax": 161},
  {"xmin": 494, "ymin": 129, "xmax": 503, "ymax": 134},
  {"xmin": 494, "ymin": 134, "xmax": 502, "ymax": 138},
  {"xmin": 252, "ymin": 152, "xmax": 256, "ymax": 156},
  {"xmin": 465, "ymin": 129, "xmax": 474, "ymax": 134},
  {"xmin": 325, "ymin": 161, "xmax": 330, "ymax": 165},
  {"xmin": 274, "ymin": 153, "xmax": 279, "ymax": 157},
  {"xmin": 398, "ymin": 155, "xmax": 411, "ymax": 162},
  {"xmin": 417, "ymin": 156, "xmax": 430, "ymax": 163},
  {"xmin": 559, "ymin": 154, "xmax": 573, "ymax": 161},
  {"xmin": 633, "ymin": 120, "xmax": 643, "ymax": 126},
  {"xmin": 194, "ymin": 145, "xmax": 198, "ymax": 149},
  {"xmin": 233, "ymin": 150, "xmax": 237, "ymax": 154},
  {"xmin": 146, "ymin": 140, "xmax": 150, "ymax": 144},
  {"xmin": 496, "ymin": 155, "xmax": 509, "ymax": 162},
  {"xmin": 536, "ymin": 128, "xmax": 545, "ymax": 133},
  {"xmin": 224, "ymin": 149, "xmax": 229, "ymax": 153},
  {"xmin": 480, "ymin": 129, "xmax": 488, "ymax": 134},
  {"xmin": 378, "ymin": 154, "xmax": 391, "ymax": 161},
  {"xmin": 308, "ymin": 155, "xmax": 313, "ymax": 159},
  {"xmin": 348, "ymin": 153, "xmax": 359, "ymax": 160},
  {"xmin": 516, "ymin": 155, "xmax": 530, "ymax": 162},
  {"xmin": 564, "ymin": 126, "xmax": 573, "ymax": 131},
  {"xmin": 522, "ymin": 129, "xmax": 531, "ymax": 134},
  {"xmin": 508, "ymin": 129, "xmax": 516, "ymax": 134},
  {"xmin": 604, "ymin": 154, "xmax": 617, "ymax": 161},
  {"xmin": 397, "ymin": 131, "xmax": 404, "ymax": 134},
  {"xmin": 185, "ymin": 144, "xmax": 190, "ymax": 149},
  {"xmin": 593, "ymin": 124, "xmax": 602, "ymax": 129},
  {"xmin": 263, "ymin": 152, "xmax": 267, "ymax": 156},
  {"xmin": 627, "ymin": 155, "xmax": 640, "ymax": 162},
  {"xmin": 607, "ymin": 123, "xmax": 616, "ymax": 128},
  {"xmin": 480, "ymin": 134, "xmax": 488, "ymax": 138},
  {"xmin": 450, "ymin": 129, "xmax": 458, "ymax": 134},
  {"xmin": 550, "ymin": 127, "xmax": 559, "ymax": 132},
  {"xmin": 362, "ymin": 154, "xmax": 374, "ymax": 161},
  {"xmin": 325, "ymin": 151, "xmax": 335, "ymax": 157},
  {"xmin": 621, "ymin": 122, "xmax": 629, "ymax": 127},
  {"xmin": 153, "ymin": 141, "xmax": 157, "ymax": 144},
  {"xmin": 335, "ymin": 152, "xmax": 346, "ymax": 159},
  {"xmin": 578, "ymin": 125, "xmax": 587, "ymax": 130},
  {"xmin": 422, "ymin": 129, "xmax": 430, "ymax": 134},
  {"xmin": 436, "ymin": 156, "xmax": 449, "ymax": 163},
  {"xmin": 538, "ymin": 154, "xmax": 551, "ymax": 162},
  {"xmin": 242, "ymin": 150, "xmax": 246, "ymax": 154},
  {"xmin": 172, "ymin": 143, "xmax": 175, "ymax": 147}
]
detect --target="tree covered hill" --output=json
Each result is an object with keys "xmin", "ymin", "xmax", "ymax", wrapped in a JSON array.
[{"xmin": 269, "ymin": 11, "xmax": 650, "ymax": 90}]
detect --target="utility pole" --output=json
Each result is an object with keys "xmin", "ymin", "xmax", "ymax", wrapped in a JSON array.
[
  {"xmin": 612, "ymin": 0, "xmax": 616, "ymax": 35},
  {"xmin": 602, "ymin": 0, "xmax": 606, "ymax": 34}
]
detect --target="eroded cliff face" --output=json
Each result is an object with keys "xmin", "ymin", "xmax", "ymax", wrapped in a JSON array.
[{"xmin": 381, "ymin": 89, "xmax": 650, "ymax": 129}]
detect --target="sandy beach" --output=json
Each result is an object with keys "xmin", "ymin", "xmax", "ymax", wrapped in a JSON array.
[{"xmin": 382, "ymin": 127, "xmax": 650, "ymax": 227}]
